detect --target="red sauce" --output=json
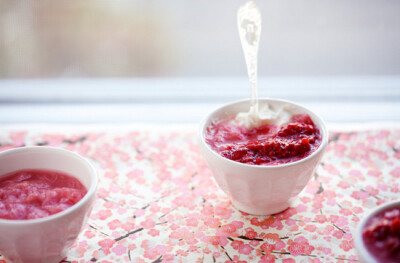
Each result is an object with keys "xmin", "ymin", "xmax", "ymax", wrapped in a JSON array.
[
  {"xmin": 0, "ymin": 169, "xmax": 87, "ymax": 220},
  {"xmin": 362, "ymin": 207, "xmax": 400, "ymax": 263},
  {"xmin": 205, "ymin": 114, "xmax": 321, "ymax": 165}
]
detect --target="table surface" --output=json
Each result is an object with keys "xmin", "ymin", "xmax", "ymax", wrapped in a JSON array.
[{"xmin": 0, "ymin": 123, "xmax": 399, "ymax": 263}]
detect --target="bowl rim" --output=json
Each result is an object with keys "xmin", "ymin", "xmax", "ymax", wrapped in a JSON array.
[
  {"xmin": 0, "ymin": 146, "xmax": 98, "ymax": 225},
  {"xmin": 198, "ymin": 97, "xmax": 329, "ymax": 169},
  {"xmin": 354, "ymin": 199, "xmax": 400, "ymax": 263}
]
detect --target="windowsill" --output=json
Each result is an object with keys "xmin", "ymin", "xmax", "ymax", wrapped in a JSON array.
[{"xmin": 0, "ymin": 76, "xmax": 399, "ymax": 124}]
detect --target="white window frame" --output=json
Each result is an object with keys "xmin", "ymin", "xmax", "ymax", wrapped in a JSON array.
[{"xmin": 0, "ymin": 76, "xmax": 399, "ymax": 124}]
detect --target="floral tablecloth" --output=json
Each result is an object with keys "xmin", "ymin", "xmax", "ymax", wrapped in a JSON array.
[{"xmin": 0, "ymin": 124, "xmax": 399, "ymax": 263}]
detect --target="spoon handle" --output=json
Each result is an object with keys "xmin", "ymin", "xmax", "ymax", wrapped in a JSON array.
[{"xmin": 237, "ymin": 1, "xmax": 261, "ymax": 111}]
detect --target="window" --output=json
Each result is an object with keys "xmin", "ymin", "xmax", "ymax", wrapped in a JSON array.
[{"xmin": 0, "ymin": 1, "xmax": 399, "ymax": 123}]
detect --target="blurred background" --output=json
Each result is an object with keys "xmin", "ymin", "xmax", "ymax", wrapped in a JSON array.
[
  {"xmin": 1, "ymin": 0, "xmax": 399, "ymax": 78},
  {"xmin": 0, "ymin": 0, "xmax": 399, "ymax": 123}
]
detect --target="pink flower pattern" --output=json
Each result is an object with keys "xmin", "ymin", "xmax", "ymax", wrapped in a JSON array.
[{"xmin": 0, "ymin": 126, "xmax": 398, "ymax": 262}]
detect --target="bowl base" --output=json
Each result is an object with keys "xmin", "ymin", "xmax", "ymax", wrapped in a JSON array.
[{"xmin": 231, "ymin": 199, "xmax": 290, "ymax": 216}]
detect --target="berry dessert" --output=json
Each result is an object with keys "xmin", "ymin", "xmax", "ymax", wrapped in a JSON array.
[
  {"xmin": 362, "ymin": 207, "xmax": 400, "ymax": 263},
  {"xmin": 0, "ymin": 169, "xmax": 87, "ymax": 220},
  {"xmin": 205, "ymin": 113, "xmax": 321, "ymax": 165}
]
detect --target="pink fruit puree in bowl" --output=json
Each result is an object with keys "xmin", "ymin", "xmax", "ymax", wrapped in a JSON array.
[
  {"xmin": 199, "ymin": 98, "xmax": 328, "ymax": 215},
  {"xmin": 205, "ymin": 113, "xmax": 322, "ymax": 166},
  {"xmin": 0, "ymin": 147, "xmax": 97, "ymax": 263},
  {"xmin": 0, "ymin": 169, "xmax": 87, "ymax": 220}
]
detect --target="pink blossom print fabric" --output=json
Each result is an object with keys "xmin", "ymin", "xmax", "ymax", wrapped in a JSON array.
[{"xmin": 0, "ymin": 126, "xmax": 398, "ymax": 263}]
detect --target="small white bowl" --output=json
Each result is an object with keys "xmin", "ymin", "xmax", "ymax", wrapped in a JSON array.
[
  {"xmin": 354, "ymin": 200, "xmax": 400, "ymax": 263},
  {"xmin": 0, "ymin": 146, "xmax": 97, "ymax": 263},
  {"xmin": 199, "ymin": 98, "xmax": 328, "ymax": 215}
]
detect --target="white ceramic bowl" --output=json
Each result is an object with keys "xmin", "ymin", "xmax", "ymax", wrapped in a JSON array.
[
  {"xmin": 0, "ymin": 146, "xmax": 97, "ymax": 263},
  {"xmin": 199, "ymin": 98, "xmax": 328, "ymax": 215},
  {"xmin": 354, "ymin": 200, "xmax": 400, "ymax": 263}
]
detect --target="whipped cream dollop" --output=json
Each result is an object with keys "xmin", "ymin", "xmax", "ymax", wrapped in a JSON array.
[{"xmin": 235, "ymin": 103, "xmax": 293, "ymax": 128}]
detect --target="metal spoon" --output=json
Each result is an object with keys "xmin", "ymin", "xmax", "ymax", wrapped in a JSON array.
[{"xmin": 237, "ymin": 1, "xmax": 262, "ymax": 120}]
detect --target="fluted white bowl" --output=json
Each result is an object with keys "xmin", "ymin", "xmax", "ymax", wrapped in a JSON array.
[
  {"xmin": 199, "ymin": 98, "xmax": 328, "ymax": 215},
  {"xmin": 354, "ymin": 200, "xmax": 400, "ymax": 263},
  {"xmin": 0, "ymin": 146, "xmax": 97, "ymax": 263}
]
